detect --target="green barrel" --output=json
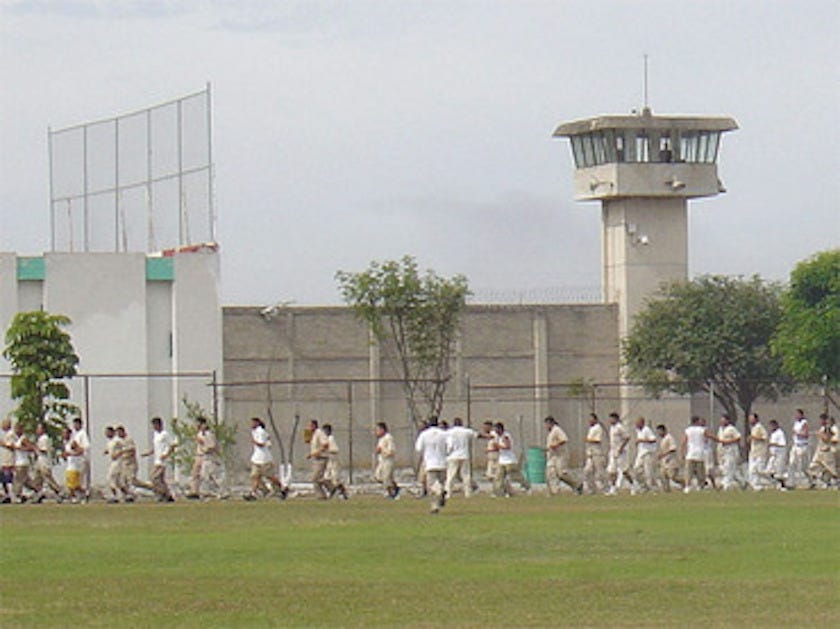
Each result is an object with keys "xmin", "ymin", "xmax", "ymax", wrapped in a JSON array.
[{"xmin": 523, "ymin": 447, "xmax": 546, "ymax": 484}]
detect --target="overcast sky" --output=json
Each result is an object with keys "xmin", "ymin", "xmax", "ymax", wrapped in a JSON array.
[{"xmin": 1, "ymin": 1, "xmax": 838, "ymax": 306}]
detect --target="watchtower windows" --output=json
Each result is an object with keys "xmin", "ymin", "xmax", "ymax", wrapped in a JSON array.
[{"xmin": 679, "ymin": 131, "xmax": 721, "ymax": 163}]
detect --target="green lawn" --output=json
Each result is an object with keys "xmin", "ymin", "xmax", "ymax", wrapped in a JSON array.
[{"xmin": 1, "ymin": 491, "xmax": 838, "ymax": 628}]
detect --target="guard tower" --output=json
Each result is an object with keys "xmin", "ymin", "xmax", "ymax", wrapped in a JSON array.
[{"xmin": 553, "ymin": 107, "xmax": 738, "ymax": 342}]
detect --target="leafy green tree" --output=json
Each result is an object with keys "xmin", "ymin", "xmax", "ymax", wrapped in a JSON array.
[
  {"xmin": 772, "ymin": 249, "xmax": 840, "ymax": 391},
  {"xmin": 336, "ymin": 255, "xmax": 470, "ymax": 427},
  {"xmin": 3, "ymin": 311, "xmax": 80, "ymax": 441},
  {"xmin": 623, "ymin": 275, "xmax": 788, "ymax": 428}
]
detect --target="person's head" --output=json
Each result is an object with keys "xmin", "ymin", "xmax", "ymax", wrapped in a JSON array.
[
  {"xmin": 35, "ymin": 423, "xmax": 46, "ymax": 436},
  {"xmin": 609, "ymin": 412, "xmax": 620, "ymax": 425},
  {"xmin": 427, "ymin": 416, "xmax": 439, "ymax": 428},
  {"xmin": 440, "ymin": 420, "xmax": 449, "ymax": 430},
  {"xmin": 250, "ymin": 417, "xmax": 264, "ymax": 430},
  {"xmin": 482, "ymin": 421, "xmax": 493, "ymax": 434},
  {"xmin": 151, "ymin": 417, "xmax": 163, "ymax": 432},
  {"xmin": 769, "ymin": 419, "xmax": 779, "ymax": 431},
  {"xmin": 749, "ymin": 412, "xmax": 759, "ymax": 426},
  {"xmin": 690, "ymin": 415, "xmax": 702, "ymax": 426},
  {"xmin": 14, "ymin": 422, "xmax": 24, "ymax": 436},
  {"xmin": 589, "ymin": 413, "xmax": 599, "ymax": 426},
  {"xmin": 116, "ymin": 425, "xmax": 126, "ymax": 438},
  {"xmin": 196, "ymin": 417, "xmax": 208, "ymax": 432},
  {"xmin": 544, "ymin": 416, "xmax": 557, "ymax": 430},
  {"xmin": 1, "ymin": 417, "xmax": 11, "ymax": 431},
  {"xmin": 72, "ymin": 417, "xmax": 83, "ymax": 431},
  {"xmin": 719, "ymin": 413, "xmax": 731, "ymax": 427},
  {"xmin": 308, "ymin": 419, "xmax": 319, "ymax": 431},
  {"xmin": 656, "ymin": 424, "xmax": 667, "ymax": 437},
  {"xmin": 494, "ymin": 421, "xmax": 505, "ymax": 434},
  {"xmin": 819, "ymin": 413, "xmax": 829, "ymax": 426},
  {"xmin": 634, "ymin": 417, "xmax": 646, "ymax": 430},
  {"xmin": 62, "ymin": 427, "xmax": 72, "ymax": 440},
  {"xmin": 375, "ymin": 422, "xmax": 388, "ymax": 437},
  {"xmin": 795, "ymin": 409, "xmax": 805, "ymax": 420},
  {"xmin": 453, "ymin": 417, "xmax": 463, "ymax": 427},
  {"xmin": 323, "ymin": 423, "xmax": 332, "ymax": 436},
  {"xmin": 104, "ymin": 425, "xmax": 115, "ymax": 439}
]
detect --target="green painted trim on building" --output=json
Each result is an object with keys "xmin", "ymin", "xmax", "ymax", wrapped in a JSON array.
[
  {"xmin": 146, "ymin": 257, "xmax": 174, "ymax": 281},
  {"xmin": 17, "ymin": 257, "xmax": 45, "ymax": 281}
]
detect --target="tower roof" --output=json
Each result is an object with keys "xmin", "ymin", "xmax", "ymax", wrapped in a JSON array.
[{"xmin": 553, "ymin": 108, "xmax": 738, "ymax": 137}]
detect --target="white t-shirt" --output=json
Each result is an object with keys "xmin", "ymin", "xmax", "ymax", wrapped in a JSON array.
[
  {"xmin": 65, "ymin": 440, "xmax": 82, "ymax": 472},
  {"xmin": 152, "ymin": 430, "xmax": 174, "ymax": 466},
  {"xmin": 13, "ymin": 434, "xmax": 30, "ymax": 467},
  {"xmin": 446, "ymin": 426, "xmax": 476, "ymax": 461},
  {"xmin": 376, "ymin": 433, "xmax": 395, "ymax": 460},
  {"xmin": 769, "ymin": 427, "xmax": 787, "ymax": 450},
  {"xmin": 497, "ymin": 431, "xmax": 518, "ymax": 466},
  {"xmin": 72, "ymin": 429, "xmax": 90, "ymax": 459},
  {"xmin": 792, "ymin": 418, "xmax": 809, "ymax": 447},
  {"xmin": 636, "ymin": 425, "xmax": 657, "ymax": 455},
  {"xmin": 36, "ymin": 434, "xmax": 52, "ymax": 465},
  {"xmin": 250, "ymin": 426, "xmax": 273, "ymax": 465},
  {"xmin": 415, "ymin": 426, "xmax": 447, "ymax": 472},
  {"xmin": 684, "ymin": 425, "xmax": 707, "ymax": 462},
  {"xmin": 609, "ymin": 422, "xmax": 629, "ymax": 457}
]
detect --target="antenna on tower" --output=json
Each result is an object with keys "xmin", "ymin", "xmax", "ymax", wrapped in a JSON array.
[{"xmin": 643, "ymin": 53, "xmax": 650, "ymax": 111}]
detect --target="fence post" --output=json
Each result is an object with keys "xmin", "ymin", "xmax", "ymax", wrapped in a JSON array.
[
  {"xmin": 347, "ymin": 381, "xmax": 354, "ymax": 485},
  {"xmin": 211, "ymin": 370, "xmax": 219, "ymax": 425}
]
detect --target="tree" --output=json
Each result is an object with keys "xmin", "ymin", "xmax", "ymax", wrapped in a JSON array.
[
  {"xmin": 623, "ymin": 275, "xmax": 788, "ymax": 429},
  {"xmin": 772, "ymin": 249, "xmax": 840, "ymax": 395},
  {"xmin": 3, "ymin": 311, "xmax": 80, "ymax": 440},
  {"xmin": 336, "ymin": 255, "xmax": 470, "ymax": 427}
]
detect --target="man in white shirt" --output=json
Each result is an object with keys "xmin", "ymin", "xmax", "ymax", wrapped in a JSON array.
[
  {"xmin": 115, "ymin": 425, "xmax": 145, "ymax": 501},
  {"xmin": 631, "ymin": 417, "xmax": 657, "ymax": 494},
  {"xmin": 764, "ymin": 420, "xmax": 788, "ymax": 489},
  {"xmin": 544, "ymin": 416, "xmax": 582, "ymax": 495},
  {"xmin": 715, "ymin": 414, "xmax": 745, "ymax": 490},
  {"xmin": 583, "ymin": 414, "xmax": 607, "ymax": 494},
  {"xmin": 493, "ymin": 421, "xmax": 530, "ymax": 498},
  {"xmin": 62, "ymin": 427, "xmax": 85, "ymax": 502},
  {"xmin": 747, "ymin": 413, "xmax": 769, "ymax": 490},
  {"xmin": 70, "ymin": 417, "xmax": 91, "ymax": 501},
  {"xmin": 11, "ymin": 422, "xmax": 41, "ymax": 503},
  {"xmin": 478, "ymin": 421, "xmax": 499, "ymax": 484},
  {"xmin": 607, "ymin": 413, "xmax": 631, "ymax": 495},
  {"xmin": 681, "ymin": 416, "xmax": 711, "ymax": 492},
  {"xmin": 655, "ymin": 424, "xmax": 681, "ymax": 492},
  {"xmin": 141, "ymin": 417, "xmax": 175, "ymax": 502},
  {"xmin": 414, "ymin": 417, "xmax": 448, "ymax": 513},
  {"xmin": 373, "ymin": 422, "xmax": 399, "ymax": 499},
  {"xmin": 788, "ymin": 409, "xmax": 810, "ymax": 488},
  {"xmin": 808, "ymin": 413, "xmax": 838, "ymax": 488},
  {"xmin": 445, "ymin": 417, "xmax": 477, "ymax": 498},
  {"xmin": 1, "ymin": 417, "xmax": 15, "ymax": 503},
  {"xmin": 245, "ymin": 417, "xmax": 286, "ymax": 500}
]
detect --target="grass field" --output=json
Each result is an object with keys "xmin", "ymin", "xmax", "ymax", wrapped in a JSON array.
[{"xmin": 1, "ymin": 491, "xmax": 838, "ymax": 628}]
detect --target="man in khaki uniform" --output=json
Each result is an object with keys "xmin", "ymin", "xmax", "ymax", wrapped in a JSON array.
[
  {"xmin": 323, "ymin": 424, "xmax": 348, "ymax": 499},
  {"xmin": 306, "ymin": 419, "xmax": 331, "ymax": 499},
  {"xmin": 374, "ymin": 422, "xmax": 399, "ymax": 499},
  {"xmin": 747, "ymin": 413, "xmax": 769, "ymax": 490},
  {"xmin": 583, "ymin": 413, "xmax": 606, "ymax": 494},
  {"xmin": 632, "ymin": 417, "xmax": 657, "ymax": 494},
  {"xmin": 32, "ymin": 423, "xmax": 63, "ymax": 500},
  {"xmin": 607, "ymin": 413, "xmax": 632, "ymax": 495},
  {"xmin": 115, "ymin": 425, "xmax": 145, "ymax": 500},
  {"xmin": 478, "ymin": 421, "xmax": 499, "ymax": 484},
  {"xmin": 1, "ymin": 417, "xmax": 16, "ymax": 503},
  {"xmin": 103, "ymin": 425, "xmax": 128, "ymax": 503},
  {"xmin": 11, "ymin": 423, "xmax": 41, "ymax": 502},
  {"xmin": 655, "ymin": 424, "xmax": 681, "ymax": 492},
  {"xmin": 715, "ymin": 414, "xmax": 745, "ymax": 490},
  {"xmin": 808, "ymin": 413, "xmax": 838, "ymax": 488},
  {"xmin": 544, "ymin": 416, "xmax": 582, "ymax": 495}
]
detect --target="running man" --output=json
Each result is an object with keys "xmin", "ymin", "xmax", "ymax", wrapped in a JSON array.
[
  {"xmin": 808, "ymin": 413, "xmax": 838, "ymax": 488},
  {"xmin": 747, "ymin": 413, "xmax": 769, "ymax": 490},
  {"xmin": 606, "ymin": 413, "xmax": 631, "ymax": 495},
  {"xmin": 61, "ymin": 427, "xmax": 85, "ymax": 502},
  {"xmin": 681, "ymin": 416, "xmax": 711, "ymax": 493},
  {"xmin": 1, "ymin": 417, "xmax": 14, "ymax": 503},
  {"xmin": 373, "ymin": 422, "xmax": 399, "ymax": 499},
  {"xmin": 445, "ymin": 418, "xmax": 477, "ymax": 498},
  {"xmin": 323, "ymin": 424, "xmax": 348, "ymax": 499},
  {"xmin": 764, "ymin": 420, "xmax": 788, "ymax": 489},
  {"xmin": 788, "ymin": 409, "xmax": 810, "ymax": 488},
  {"xmin": 141, "ymin": 417, "xmax": 175, "ymax": 502},
  {"xmin": 655, "ymin": 424, "xmax": 681, "ymax": 492},
  {"xmin": 70, "ymin": 418, "xmax": 91, "ymax": 501},
  {"xmin": 244, "ymin": 417, "xmax": 285, "ymax": 501},
  {"xmin": 11, "ymin": 423, "xmax": 41, "ymax": 503},
  {"xmin": 32, "ymin": 423, "xmax": 63, "ymax": 500},
  {"xmin": 715, "ymin": 414, "xmax": 745, "ymax": 490},
  {"xmin": 544, "ymin": 416, "xmax": 582, "ymax": 495},
  {"xmin": 103, "ymin": 425, "xmax": 128, "ymax": 503},
  {"xmin": 306, "ymin": 419, "xmax": 332, "ymax": 499},
  {"xmin": 631, "ymin": 417, "xmax": 657, "ymax": 494},
  {"xmin": 478, "ymin": 421, "xmax": 499, "ymax": 484},
  {"xmin": 583, "ymin": 413, "xmax": 607, "ymax": 494},
  {"xmin": 493, "ymin": 421, "xmax": 530, "ymax": 497},
  {"xmin": 415, "ymin": 417, "xmax": 448, "ymax": 513}
]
